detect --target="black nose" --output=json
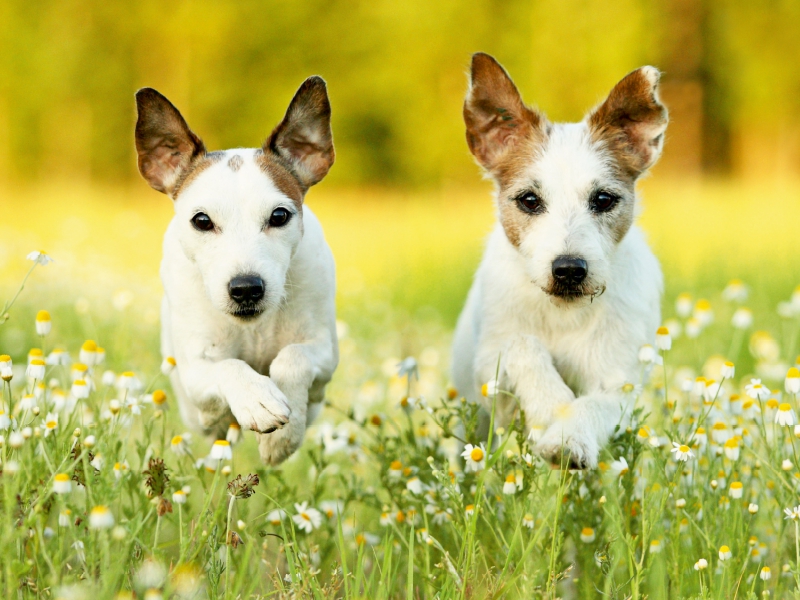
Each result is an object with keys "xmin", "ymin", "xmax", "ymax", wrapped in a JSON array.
[
  {"xmin": 228, "ymin": 275, "xmax": 265, "ymax": 304},
  {"xmin": 552, "ymin": 256, "xmax": 588, "ymax": 285}
]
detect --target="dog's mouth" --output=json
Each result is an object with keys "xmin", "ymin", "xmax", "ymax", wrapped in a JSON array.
[
  {"xmin": 545, "ymin": 281, "xmax": 606, "ymax": 303},
  {"xmin": 229, "ymin": 304, "xmax": 264, "ymax": 320}
]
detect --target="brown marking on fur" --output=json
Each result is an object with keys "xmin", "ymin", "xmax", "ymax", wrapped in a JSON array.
[
  {"xmin": 227, "ymin": 154, "xmax": 244, "ymax": 172},
  {"xmin": 464, "ymin": 53, "xmax": 546, "ymax": 180},
  {"xmin": 266, "ymin": 76, "xmax": 335, "ymax": 189},
  {"xmin": 463, "ymin": 54, "xmax": 553, "ymax": 247},
  {"xmin": 135, "ymin": 88, "xmax": 206, "ymax": 195},
  {"xmin": 170, "ymin": 151, "xmax": 224, "ymax": 199},
  {"xmin": 588, "ymin": 67, "xmax": 668, "ymax": 180},
  {"xmin": 254, "ymin": 149, "xmax": 304, "ymax": 210}
]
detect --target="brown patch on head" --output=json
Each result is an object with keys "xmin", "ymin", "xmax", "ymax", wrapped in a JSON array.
[
  {"xmin": 135, "ymin": 88, "xmax": 206, "ymax": 196},
  {"xmin": 227, "ymin": 154, "xmax": 244, "ymax": 172},
  {"xmin": 464, "ymin": 53, "xmax": 547, "ymax": 187},
  {"xmin": 254, "ymin": 149, "xmax": 304, "ymax": 210},
  {"xmin": 265, "ymin": 76, "xmax": 335, "ymax": 190},
  {"xmin": 588, "ymin": 66, "xmax": 668, "ymax": 180},
  {"xmin": 170, "ymin": 151, "xmax": 224, "ymax": 199}
]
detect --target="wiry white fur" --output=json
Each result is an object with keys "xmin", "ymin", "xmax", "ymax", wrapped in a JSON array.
[
  {"xmin": 161, "ymin": 148, "xmax": 338, "ymax": 465},
  {"xmin": 452, "ymin": 122, "xmax": 662, "ymax": 469}
]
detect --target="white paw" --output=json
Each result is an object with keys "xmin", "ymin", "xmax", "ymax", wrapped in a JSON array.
[
  {"xmin": 535, "ymin": 420, "xmax": 600, "ymax": 470},
  {"xmin": 228, "ymin": 376, "xmax": 291, "ymax": 434}
]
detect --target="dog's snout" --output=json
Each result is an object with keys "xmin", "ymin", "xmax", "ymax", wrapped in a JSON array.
[
  {"xmin": 552, "ymin": 256, "xmax": 588, "ymax": 285},
  {"xmin": 228, "ymin": 275, "xmax": 265, "ymax": 304}
]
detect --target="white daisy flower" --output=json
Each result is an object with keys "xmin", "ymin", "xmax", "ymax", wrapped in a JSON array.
[
  {"xmin": 42, "ymin": 413, "xmax": 58, "ymax": 437},
  {"xmin": 787, "ymin": 367, "xmax": 800, "ymax": 394},
  {"xmin": 718, "ymin": 545, "xmax": 732, "ymax": 561},
  {"xmin": 670, "ymin": 442, "xmax": 694, "ymax": 462},
  {"xmin": 502, "ymin": 473, "xmax": 517, "ymax": 495},
  {"xmin": 406, "ymin": 477, "xmax": 424, "ymax": 495},
  {"xmin": 266, "ymin": 509, "xmax": 286, "ymax": 526},
  {"xmin": 610, "ymin": 457, "xmax": 629, "ymax": 477},
  {"xmin": 292, "ymin": 502, "xmax": 322, "ymax": 533},
  {"xmin": 723, "ymin": 279, "xmax": 748, "ymax": 303},
  {"xmin": 522, "ymin": 513, "xmax": 534, "ymax": 529},
  {"xmin": 461, "ymin": 443, "xmax": 486, "ymax": 472},
  {"xmin": 53, "ymin": 473, "xmax": 71, "ymax": 494},
  {"xmin": 760, "ymin": 567, "xmax": 771, "ymax": 581},
  {"xmin": 675, "ymin": 293, "xmax": 692, "ymax": 318},
  {"xmin": 27, "ymin": 250, "xmax": 53, "ymax": 266},
  {"xmin": 580, "ymin": 527, "xmax": 596, "ymax": 543},
  {"xmin": 161, "ymin": 356, "xmax": 177, "ymax": 375},
  {"xmin": 720, "ymin": 361, "xmax": 735, "ymax": 379},
  {"xmin": 655, "ymin": 327, "xmax": 671, "ymax": 351},
  {"xmin": 89, "ymin": 506, "xmax": 115, "ymax": 529},
  {"xmin": 745, "ymin": 379, "xmax": 771, "ymax": 401},
  {"xmin": 172, "ymin": 490, "xmax": 187, "ymax": 505},
  {"xmin": 694, "ymin": 558, "xmax": 708, "ymax": 571},
  {"xmin": 35, "ymin": 310, "xmax": 51, "ymax": 336},
  {"xmin": 26, "ymin": 359, "xmax": 45, "ymax": 380},
  {"xmin": 776, "ymin": 403, "xmax": 796, "ymax": 427},
  {"xmin": 209, "ymin": 440, "xmax": 232, "ymax": 460},
  {"xmin": 731, "ymin": 307, "xmax": 753, "ymax": 330}
]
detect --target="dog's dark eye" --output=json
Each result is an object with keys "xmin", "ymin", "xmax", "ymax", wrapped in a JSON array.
[
  {"xmin": 191, "ymin": 212, "xmax": 215, "ymax": 232},
  {"xmin": 268, "ymin": 207, "xmax": 292, "ymax": 228},
  {"xmin": 515, "ymin": 191, "xmax": 544, "ymax": 214},
  {"xmin": 590, "ymin": 191, "xmax": 619, "ymax": 213}
]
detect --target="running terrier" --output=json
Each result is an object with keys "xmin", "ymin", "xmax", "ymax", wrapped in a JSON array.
[
  {"xmin": 135, "ymin": 77, "xmax": 338, "ymax": 465},
  {"xmin": 452, "ymin": 53, "xmax": 667, "ymax": 468}
]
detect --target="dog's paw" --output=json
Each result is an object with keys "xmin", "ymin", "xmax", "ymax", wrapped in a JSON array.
[
  {"xmin": 258, "ymin": 425, "xmax": 304, "ymax": 466},
  {"xmin": 535, "ymin": 420, "xmax": 600, "ymax": 470},
  {"xmin": 228, "ymin": 376, "xmax": 291, "ymax": 434}
]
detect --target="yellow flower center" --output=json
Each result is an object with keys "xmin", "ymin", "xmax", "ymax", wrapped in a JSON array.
[
  {"xmin": 82, "ymin": 340, "xmax": 97, "ymax": 352},
  {"xmin": 36, "ymin": 310, "xmax": 51, "ymax": 321},
  {"xmin": 30, "ymin": 359, "xmax": 45, "ymax": 366},
  {"xmin": 152, "ymin": 390, "xmax": 167, "ymax": 405},
  {"xmin": 731, "ymin": 482, "xmax": 742, "ymax": 489},
  {"xmin": 46, "ymin": 421, "xmax": 56, "ymax": 429},
  {"xmin": 390, "ymin": 460, "xmax": 402, "ymax": 470},
  {"xmin": 789, "ymin": 367, "xmax": 800, "ymax": 379},
  {"xmin": 172, "ymin": 435, "xmax": 183, "ymax": 444},
  {"xmin": 29, "ymin": 349, "xmax": 43, "ymax": 356},
  {"xmin": 301, "ymin": 513, "xmax": 311, "ymax": 521},
  {"xmin": 679, "ymin": 445, "xmax": 689, "ymax": 453},
  {"xmin": 505, "ymin": 474, "xmax": 516, "ymax": 483},
  {"xmin": 55, "ymin": 473, "xmax": 69, "ymax": 482},
  {"xmin": 214, "ymin": 440, "xmax": 230, "ymax": 446},
  {"xmin": 166, "ymin": 356, "xmax": 177, "ymax": 366},
  {"xmin": 470, "ymin": 447, "xmax": 484, "ymax": 462},
  {"xmin": 780, "ymin": 403, "xmax": 792, "ymax": 412},
  {"xmin": 581, "ymin": 527, "xmax": 594, "ymax": 536}
]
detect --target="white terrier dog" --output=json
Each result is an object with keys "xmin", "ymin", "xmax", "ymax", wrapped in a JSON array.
[
  {"xmin": 135, "ymin": 77, "xmax": 338, "ymax": 465},
  {"xmin": 452, "ymin": 54, "xmax": 667, "ymax": 468}
]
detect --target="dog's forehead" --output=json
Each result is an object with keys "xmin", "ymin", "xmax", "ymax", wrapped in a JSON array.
[
  {"xmin": 524, "ymin": 123, "xmax": 612, "ymax": 197},
  {"xmin": 178, "ymin": 149, "xmax": 303, "ymax": 211}
]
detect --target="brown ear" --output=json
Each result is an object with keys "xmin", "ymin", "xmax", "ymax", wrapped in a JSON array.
[
  {"xmin": 589, "ymin": 66, "xmax": 668, "ymax": 178},
  {"xmin": 266, "ymin": 76, "xmax": 334, "ymax": 189},
  {"xmin": 135, "ymin": 88, "xmax": 205, "ymax": 195},
  {"xmin": 464, "ymin": 53, "xmax": 543, "ymax": 172}
]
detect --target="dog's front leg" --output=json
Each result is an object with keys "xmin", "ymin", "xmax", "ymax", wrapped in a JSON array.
[
  {"xmin": 475, "ymin": 334, "xmax": 575, "ymax": 434},
  {"xmin": 179, "ymin": 358, "xmax": 291, "ymax": 435},
  {"xmin": 535, "ymin": 391, "xmax": 631, "ymax": 470},
  {"xmin": 257, "ymin": 342, "xmax": 331, "ymax": 465}
]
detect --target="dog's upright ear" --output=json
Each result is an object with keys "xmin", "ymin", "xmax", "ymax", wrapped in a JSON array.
[
  {"xmin": 135, "ymin": 88, "xmax": 206, "ymax": 196},
  {"xmin": 589, "ymin": 67, "xmax": 668, "ymax": 178},
  {"xmin": 266, "ymin": 76, "xmax": 334, "ymax": 189},
  {"xmin": 464, "ymin": 53, "xmax": 543, "ymax": 174}
]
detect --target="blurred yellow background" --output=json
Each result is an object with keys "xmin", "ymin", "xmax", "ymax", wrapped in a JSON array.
[{"xmin": 1, "ymin": 0, "xmax": 799, "ymax": 364}]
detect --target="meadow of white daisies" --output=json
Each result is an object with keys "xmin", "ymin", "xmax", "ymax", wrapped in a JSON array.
[{"xmin": 5, "ymin": 183, "xmax": 800, "ymax": 599}]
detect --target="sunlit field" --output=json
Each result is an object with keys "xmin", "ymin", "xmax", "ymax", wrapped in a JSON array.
[{"xmin": 3, "ymin": 178, "xmax": 800, "ymax": 598}]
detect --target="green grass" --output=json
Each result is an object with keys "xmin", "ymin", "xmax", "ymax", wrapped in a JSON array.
[{"xmin": 3, "ymin": 179, "xmax": 800, "ymax": 598}]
